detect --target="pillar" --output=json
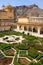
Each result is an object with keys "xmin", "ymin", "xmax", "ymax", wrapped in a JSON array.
[
  {"xmin": 17, "ymin": 25, "xmax": 19, "ymax": 31},
  {"xmin": 38, "ymin": 28, "xmax": 40, "ymax": 35},
  {"xmin": 22, "ymin": 26, "xmax": 24, "ymax": 31}
]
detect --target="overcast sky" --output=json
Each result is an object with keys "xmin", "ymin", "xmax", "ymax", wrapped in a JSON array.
[{"xmin": 0, "ymin": 0, "xmax": 43, "ymax": 9}]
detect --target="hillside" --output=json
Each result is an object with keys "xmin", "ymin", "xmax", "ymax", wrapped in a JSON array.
[{"xmin": 14, "ymin": 4, "xmax": 43, "ymax": 17}]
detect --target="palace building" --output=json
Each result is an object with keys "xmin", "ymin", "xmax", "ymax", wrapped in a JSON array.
[{"xmin": 0, "ymin": 4, "xmax": 43, "ymax": 37}]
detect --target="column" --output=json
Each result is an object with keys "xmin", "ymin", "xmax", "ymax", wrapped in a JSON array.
[
  {"xmin": 38, "ymin": 28, "xmax": 40, "ymax": 35},
  {"xmin": 17, "ymin": 25, "xmax": 19, "ymax": 31},
  {"xmin": 31, "ymin": 27, "xmax": 33, "ymax": 35},
  {"xmin": 21, "ymin": 25, "xmax": 24, "ymax": 31}
]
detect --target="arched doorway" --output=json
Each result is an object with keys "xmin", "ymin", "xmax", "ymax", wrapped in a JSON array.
[
  {"xmin": 40, "ymin": 28, "xmax": 43, "ymax": 34},
  {"xmin": 24, "ymin": 26, "xmax": 27, "ymax": 31},
  {"xmin": 28, "ymin": 27, "xmax": 32, "ymax": 32},
  {"xmin": 33, "ymin": 27, "xmax": 38, "ymax": 33},
  {"xmin": 10, "ymin": 25, "xmax": 17, "ymax": 30},
  {"xmin": 19, "ymin": 26, "xmax": 22, "ymax": 30}
]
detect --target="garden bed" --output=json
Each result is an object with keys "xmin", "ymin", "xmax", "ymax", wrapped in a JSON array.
[
  {"xmin": 0, "ymin": 57, "xmax": 13, "ymax": 65},
  {"xmin": 18, "ymin": 57, "xmax": 31, "ymax": 65}
]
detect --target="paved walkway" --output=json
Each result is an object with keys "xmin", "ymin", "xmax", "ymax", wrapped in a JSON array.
[
  {"xmin": 38, "ymin": 51, "xmax": 43, "ymax": 54},
  {"xmin": 0, "ymin": 35, "xmax": 25, "ymax": 44}
]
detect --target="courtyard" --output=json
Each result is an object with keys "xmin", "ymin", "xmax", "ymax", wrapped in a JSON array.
[{"xmin": 0, "ymin": 30, "xmax": 43, "ymax": 65}]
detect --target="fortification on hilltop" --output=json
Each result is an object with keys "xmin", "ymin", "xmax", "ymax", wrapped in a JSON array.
[{"xmin": 0, "ymin": 4, "xmax": 43, "ymax": 37}]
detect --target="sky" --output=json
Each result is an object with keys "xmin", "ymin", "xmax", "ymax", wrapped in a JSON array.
[{"xmin": 0, "ymin": 0, "xmax": 43, "ymax": 9}]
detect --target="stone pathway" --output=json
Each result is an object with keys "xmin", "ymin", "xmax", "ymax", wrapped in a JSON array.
[
  {"xmin": 38, "ymin": 51, "xmax": 43, "ymax": 54},
  {"xmin": 0, "ymin": 35, "xmax": 25, "ymax": 44}
]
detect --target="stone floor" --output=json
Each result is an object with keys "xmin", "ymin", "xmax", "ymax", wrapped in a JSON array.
[{"xmin": 0, "ymin": 35, "xmax": 25, "ymax": 44}]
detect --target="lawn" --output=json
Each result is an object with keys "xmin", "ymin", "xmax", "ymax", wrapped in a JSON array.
[
  {"xmin": 0, "ymin": 30, "xmax": 22, "ymax": 37},
  {"xmin": 0, "ymin": 43, "xmax": 11, "ymax": 51}
]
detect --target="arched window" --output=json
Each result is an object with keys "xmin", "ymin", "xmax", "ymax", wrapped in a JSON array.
[
  {"xmin": 33, "ymin": 27, "xmax": 38, "ymax": 33},
  {"xmin": 40, "ymin": 28, "xmax": 43, "ymax": 34}
]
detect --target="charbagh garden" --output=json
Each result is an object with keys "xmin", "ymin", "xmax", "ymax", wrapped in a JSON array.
[{"xmin": 0, "ymin": 30, "xmax": 43, "ymax": 65}]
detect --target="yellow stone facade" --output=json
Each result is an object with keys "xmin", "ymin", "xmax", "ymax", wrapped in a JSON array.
[
  {"xmin": 0, "ymin": 5, "xmax": 14, "ymax": 19},
  {"xmin": 18, "ymin": 17, "xmax": 29, "ymax": 23},
  {"xmin": 0, "ymin": 5, "xmax": 43, "ymax": 37},
  {"xmin": 15, "ymin": 17, "xmax": 43, "ymax": 38}
]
